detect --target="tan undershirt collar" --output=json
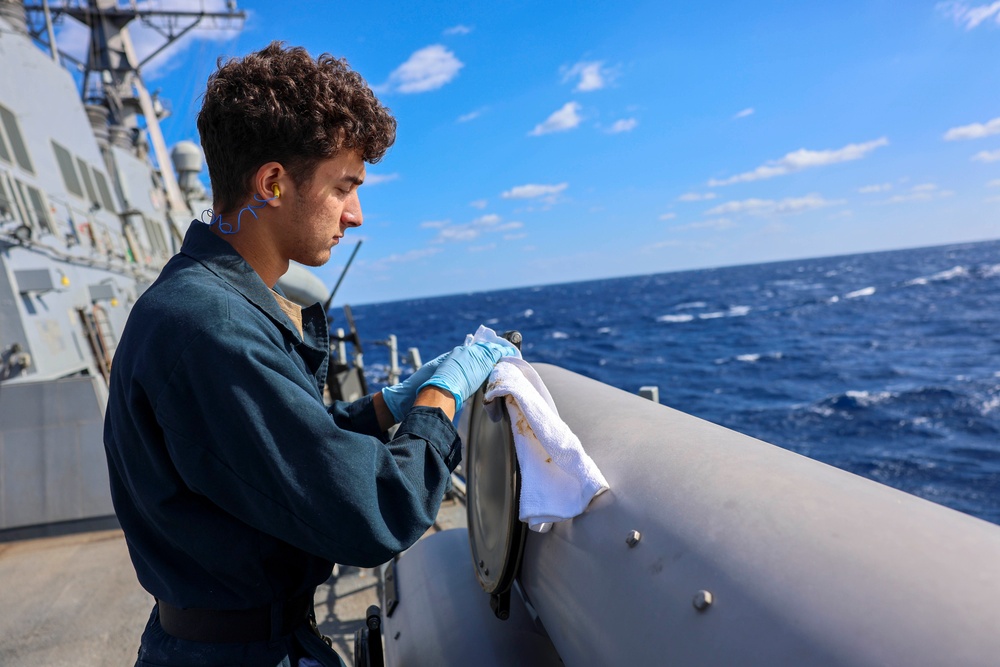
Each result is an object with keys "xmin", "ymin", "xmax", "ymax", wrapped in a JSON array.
[{"xmin": 270, "ymin": 289, "xmax": 304, "ymax": 338}]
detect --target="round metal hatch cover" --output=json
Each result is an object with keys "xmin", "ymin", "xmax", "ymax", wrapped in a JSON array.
[{"xmin": 465, "ymin": 386, "xmax": 526, "ymax": 596}]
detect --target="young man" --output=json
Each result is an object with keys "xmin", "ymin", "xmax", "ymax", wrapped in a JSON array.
[{"xmin": 104, "ymin": 42, "xmax": 513, "ymax": 666}]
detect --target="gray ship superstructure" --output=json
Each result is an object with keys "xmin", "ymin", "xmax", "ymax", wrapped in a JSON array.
[{"xmin": 0, "ymin": 0, "xmax": 244, "ymax": 531}]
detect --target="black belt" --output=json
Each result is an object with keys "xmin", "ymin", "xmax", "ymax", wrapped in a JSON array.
[{"xmin": 157, "ymin": 589, "xmax": 315, "ymax": 644}]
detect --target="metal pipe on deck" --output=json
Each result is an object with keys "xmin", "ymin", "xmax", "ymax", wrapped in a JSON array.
[{"xmin": 511, "ymin": 363, "xmax": 1000, "ymax": 667}]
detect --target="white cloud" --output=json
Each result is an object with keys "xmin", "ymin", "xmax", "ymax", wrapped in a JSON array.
[
  {"xmin": 381, "ymin": 45, "xmax": 463, "ymax": 94},
  {"xmin": 859, "ymin": 183, "xmax": 892, "ymax": 194},
  {"xmin": 457, "ymin": 108, "xmax": 486, "ymax": 123},
  {"xmin": 430, "ymin": 214, "xmax": 523, "ymax": 243},
  {"xmin": 937, "ymin": 1, "xmax": 1000, "ymax": 29},
  {"xmin": 420, "ymin": 220, "xmax": 449, "ymax": 228},
  {"xmin": 473, "ymin": 214, "xmax": 501, "ymax": 226},
  {"xmin": 973, "ymin": 149, "xmax": 1000, "ymax": 162},
  {"xmin": 883, "ymin": 183, "xmax": 955, "ymax": 204},
  {"xmin": 988, "ymin": 179, "xmax": 1000, "ymax": 188},
  {"xmin": 438, "ymin": 226, "xmax": 479, "ymax": 242},
  {"xmin": 708, "ymin": 138, "xmax": 889, "ymax": 186},
  {"xmin": 470, "ymin": 199, "xmax": 488, "ymax": 209},
  {"xmin": 562, "ymin": 61, "xmax": 611, "ymax": 92},
  {"xmin": 706, "ymin": 194, "xmax": 844, "ymax": 216},
  {"xmin": 659, "ymin": 212, "xmax": 677, "ymax": 221},
  {"xmin": 501, "ymin": 183, "xmax": 568, "ymax": 199},
  {"xmin": 368, "ymin": 247, "xmax": 443, "ymax": 271},
  {"xmin": 444, "ymin": 24, "xmax": 472, "ymax": 35},
  {"xmin": 364, "ymin": 173, "xmax": 399, "ymax": 185},
  {"xmin": 943, "ymin": 116, "xmax": 1000, "ymax": 140},
  {"xmin": 503, "ymin": 232, "xmax": 528, "ymax": 240},
  {"xmin": 734, "ymin": 108, "xmax": 755, "ymax": 119},
  {"xmin": 673, "ymin": 218, "xmax": 736, "ymax": 231},
  {"xmin": 608, "ymin": 118, "xmax": 638, "ymax": 133},
  {"xmin": 530, "ymin": 102, "xmax": 582, "ymax": 136},
  {"xmin": 469, "ymin": 243, "xmax": 497, "ymax": 252},
  {"xmin": 646, "ymin": 239, "xmax": 684, "ymax": 249},
  {"xmin": 678, "ymin": 192, "xmax": 717, "ymax": 202}
]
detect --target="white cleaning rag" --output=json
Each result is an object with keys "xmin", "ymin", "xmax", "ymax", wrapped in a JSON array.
[{"xmin": 482, "ymin": 355, "xmax": 610, "ymax": 532}]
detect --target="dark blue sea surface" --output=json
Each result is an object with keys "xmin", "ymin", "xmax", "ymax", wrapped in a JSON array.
[{"xmin": 347, "ymin": 240, "xmax": 1000, "ymax": 525}]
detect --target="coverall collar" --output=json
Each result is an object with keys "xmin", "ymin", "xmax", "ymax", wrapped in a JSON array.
[{"xmin": 178, "ymin": 221, "xmax": 314, "ymax": 344}]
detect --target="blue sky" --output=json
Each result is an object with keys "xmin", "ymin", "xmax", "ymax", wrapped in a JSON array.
[{"xmin": 62, "ymin": 1, "xmax": 1000, "ymax": 304}]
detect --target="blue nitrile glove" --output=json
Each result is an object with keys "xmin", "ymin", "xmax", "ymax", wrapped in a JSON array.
[
  {"xmin": 380, "ymin": 352, "xmax": 449, "ymax": 422},
  {"xmin": 418, "ymin": 340, "xmax": 519, "ymax": 408}
]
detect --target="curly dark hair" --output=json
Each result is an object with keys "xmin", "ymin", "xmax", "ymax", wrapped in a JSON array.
[{"xmin": 197, "ymin": 41, "xmax": 396, "ymax": 214}]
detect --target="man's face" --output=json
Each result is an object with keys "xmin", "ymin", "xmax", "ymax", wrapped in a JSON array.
[{"xmin": 282, "ymin": 150, "xmax": 366, "ymax": 267}]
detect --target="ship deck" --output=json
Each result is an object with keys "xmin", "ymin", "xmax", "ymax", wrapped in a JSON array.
[{"xmin": 0, "ymin": 496, "xmax": 467, "ymax": 666}]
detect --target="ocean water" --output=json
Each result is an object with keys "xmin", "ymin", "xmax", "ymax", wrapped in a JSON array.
[{"xmin": 347, "ymin": 240, "xmax": 1000, "ymax": 526}]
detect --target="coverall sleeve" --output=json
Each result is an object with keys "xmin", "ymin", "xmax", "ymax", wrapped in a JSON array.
[{"xmin": 153, "ymin": 309, "xmax": 459, "ymax": 567}]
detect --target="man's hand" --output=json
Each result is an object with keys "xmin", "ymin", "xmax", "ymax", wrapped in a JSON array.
[
  {"xmin": 418, "ymin": 340, "xmax": 519, "ymax": 409},
  {"xmin": 380, "ymin": 352, "xmax": 449, "ymax": 423}
]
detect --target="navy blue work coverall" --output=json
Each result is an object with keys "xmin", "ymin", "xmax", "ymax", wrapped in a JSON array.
[{"xmin": 104, "ymin": 221, "xmax": 460, "ymax": 666}]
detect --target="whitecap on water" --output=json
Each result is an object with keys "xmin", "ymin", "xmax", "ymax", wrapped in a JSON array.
[
  {"xmin": 692, "ymin": 305, "xmax": 750, "ymax": 320},
  {"xmin": 596, "ymin": 326, "xmax": 613, "ymax": 334},
  {"xmin": 730, "ymin": 351, "xmax": 782, "ymax": 364},
  {"xmin": 931, "ymin": 266, "xmax": 968, "ymax": 281},
  {"xmin": 980, "ymin": 394, "xmax": 1000, "ymax": 414},
  {"xmin": 656, "ymin": 314, "xmax": 695, "ymax": 323},
  {"xmin": 905, "ymin": 265, "xmax": 968, "ymax": 286},
  {"xmin": 551, "ymin": 331, "xmax": 570, "ymax": 339},
  {"xmin": 522, "ymin": 308, "xmax": 534, "ymax": 318},
  {"xmin": 675, "ymin": 301, "xmax": 707, "ymax": 310},
  {"xmin": 845, "ymin": 389, "xmax": 894, "ymax": 406},
  {"xmin": 845, "ymin": 286, "xmax": 876, "ymax": 299}
]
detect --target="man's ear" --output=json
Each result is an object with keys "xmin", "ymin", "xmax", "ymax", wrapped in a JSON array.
[{"xmin": 254, "ymin": 162, "xmax": 286, "ymax": 206}]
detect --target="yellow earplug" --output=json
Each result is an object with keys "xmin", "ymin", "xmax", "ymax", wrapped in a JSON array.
[{"xmin": 272, "ymin": 184, "xmax": 280, "ymax": 198}]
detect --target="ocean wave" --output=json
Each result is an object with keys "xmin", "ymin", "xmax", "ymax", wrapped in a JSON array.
[
  {"xmin": 813, "ymin": 386, "xmax": 967, "ymax": 414},
  {"xmin": 715, "ymin": 351, "xmax": 783, "ymax": 364},
  {"xmin": 845, "ymin": 286, "xmax": 876, "ymax": 299},
  {"xmin": 698, "ymin": 305, "xmax": 751, "ymax": 320},
  {"xmin": 675, "ymin": 301, "xmax": 707, "ymax": 309},
  {"xmin": 844, "ymin": 389, "xmax": 895, "ymax": 407},
  {"xmin": 550, "ymin": 331, "xmax": 570, "ymax": 339},
  {"xmin": 905, "ymin": 265, "xmax": 968, "ymax": 286},
  {"xmin": 657, "ymin": 314, "xmax": 695, "ymax": 323},
  {"xmin": 979, "ymin": 263, "xmax": 1000, "ymax": 278},
  {"xmin": 596, "ymin": 326, "xmax": 613, "ymax": 334}
]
